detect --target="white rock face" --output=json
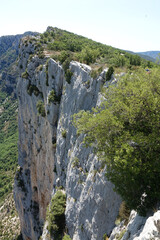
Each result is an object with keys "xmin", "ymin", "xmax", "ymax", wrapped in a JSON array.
[
  {"xmin": 14, "ymin": 37, "xmax": 160, "ymax": 240},
  {"xmin": 55, "ymin": 61, "xmax": 121, "ymax": 240},
  {"xmin": 14, "ymin": 38, "xmax": 63, "ymax": 240},
  {"xmin": 14, "ymin": 38, "xmax": 121, "ymax": 240},
  {"xmin": 109, "ymin": 210, "xmax": 160, "ymax": 240},
  {"xmin": 123, "ymin": 210, "xmax": 160, "ymax": 240}
]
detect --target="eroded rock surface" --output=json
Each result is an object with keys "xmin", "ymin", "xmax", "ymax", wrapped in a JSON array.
[{"xmin": 14, "ymin": 38, "xmax": 121, "ymax": 240}]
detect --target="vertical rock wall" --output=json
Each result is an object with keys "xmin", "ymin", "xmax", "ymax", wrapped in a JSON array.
[{"xmin": 14, "ymin": 38, "xmax": 121, "ymax": 240}]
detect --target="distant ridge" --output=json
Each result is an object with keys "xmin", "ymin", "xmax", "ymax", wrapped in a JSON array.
[{"xmin": 137, "ymin": 51, "xmax": 160, "ymax": 62}]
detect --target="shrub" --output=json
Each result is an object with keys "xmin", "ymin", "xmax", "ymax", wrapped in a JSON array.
[
  {"xmin": 65, "ymin": 69, "xmax": 73, "ymax": 84},
  {"xmin": 117, "ymin": 229, "xmax": 126, "ymax": 240},
  {"xmin": 62, "ymin": 130, "xmax": 67, "ymax": 138},
  {"xmin": 47, "ymin": 191, "xmax": 66, "ymax": 239},
  {"xmin": 103, "ymin": 233, "xmax": 109, "ymax": 240},
  {"xmin": 62, "ymin": 58, "xmax": 71, "ymax": 72},
  {"xmin": 38, "ymin": 50, "xmax": 45, "ymax": 59},
  {"xmin": 62, "ymin": 234, "xmax": 71, "ymax": 240},
  {"xmin": 36, "ymin": 100, "xmax": 46, "ymax": 117},
  {"xmin": 58, "ymin": 51, "xmax": 71, "ymax": 64},
  {"xmin": 106, "ymin": 66, "xmax": 114, "ymax": 81},
  {"xmin": 90, "ymin": 70, "xmax": 98, "ymax": 79},
  {"xmin": 48, "ymin": 89, "xmax": 61, "ymax": 104},
  {"xmin": 77, "ymin": 47, "xmax": 99, "ymax": 65},
  {"xmin": 21, "ymin": 70, "xmax": 28, "ymax": 79},
  {"xmin": 72, "ymin": 157, "xmax": 79, "ymax": 168},
  {"xmin": 27, "ymin": 83, "xmax": 40, "ymax": 96},
  {"xmin": 39, "ymin": 64, "xmax": 43, "ymax": 71},
  {"xmin": 48, "ymin": 90, "xmax": 56, "ymax": 103}
]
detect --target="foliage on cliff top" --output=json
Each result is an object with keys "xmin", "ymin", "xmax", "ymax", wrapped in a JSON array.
[
  {"xmin": 73, "ymin": 68, "xmax": 160, "ymax": 215},
  {"xmin": 38, "ymin": 27, "xmax": 156, "ymax": 70}
]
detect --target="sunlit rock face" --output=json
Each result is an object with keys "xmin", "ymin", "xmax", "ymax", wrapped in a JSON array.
[
  {"xmin": 109, "ymin": 210, "xmax": 160, "ymax": 240},
  {"xmin": 14, "ymin": 37, "xmax": 121, "ymax": 240}
]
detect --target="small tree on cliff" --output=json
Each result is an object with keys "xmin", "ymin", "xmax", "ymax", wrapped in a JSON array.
[{"xmin": 73, "ymin": 68, "xmax": 160, "ymax": 215}]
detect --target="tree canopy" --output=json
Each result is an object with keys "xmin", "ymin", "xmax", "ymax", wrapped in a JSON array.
[{"xmin": 73, "ymin": 68, "xmax": 160, "ymax": 215}]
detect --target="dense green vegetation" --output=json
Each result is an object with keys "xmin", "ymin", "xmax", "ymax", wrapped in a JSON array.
[
  {"xmin": 0, "ymin": 36, "xmax": 19, "ymax": 204},
  {"xmin": 38, "ymin": 27, "xmax": 156, "ymax": 71},
  {"xmin": 47, "ymin": 190, "xmax": 66, "ymax": 239},
  {"xmin": 73, "ymin": 68, "xmax": 160, "ymax": 215},
  {"xmin": 0, "ymin": 92, "xmax": 18, "ymax": 204}
]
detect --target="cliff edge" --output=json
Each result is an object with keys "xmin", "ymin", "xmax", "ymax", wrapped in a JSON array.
[{"xmin": 14, "ymin": 36, "xmax": 121, "ymax": 240}]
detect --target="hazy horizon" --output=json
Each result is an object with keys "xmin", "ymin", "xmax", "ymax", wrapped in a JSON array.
[{"xmin": 0, "ymin": 0, "xmax": 160, "ymax": 52}]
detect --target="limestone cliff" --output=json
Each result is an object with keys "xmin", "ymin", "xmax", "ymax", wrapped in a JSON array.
[
  {"xmin": 0, "ymin": 32, "xmax": 37, "ymax": 95},
  {"xmin": 14, "ymin": 36, "xmax": 121, "ymax": 240},
  {"xmin": 109, "ymin": 210, "xmax": 160, "ymax": 240}
]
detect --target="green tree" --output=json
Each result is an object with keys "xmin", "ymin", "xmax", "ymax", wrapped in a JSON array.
[
  {"xmin": 47, "ymin": 191, "xmax": 66, "ymax": 239},
  {"xmin": 106, "ymin": 66, "xmax": 114, "ymax": 81},
  {"xmin": 58, "ymin": 50, "xmax": 71, "ymax": 64},
  {"xmin": 73, "ymin": 68, "xmax": 160, "ymax": 215},
  {"xmin": 77, "ymin": 47, "xmax": 99, "ymax": 65}
]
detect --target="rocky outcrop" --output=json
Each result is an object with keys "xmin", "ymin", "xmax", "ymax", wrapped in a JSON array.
[
  {"xmin": 54, "ymin": 61, "xmax": 121, "ymax": 240},
  {"xmin": 14, "ymin": 37, "xmax": 121, "ymax": 240},
  {"xmin": 0, "ymin": 32, "xmax": 38, "ymax": 96},
  {"xmin": 14, "ymin": 38, "xmax": 62, "ymax": 239},
  {"xmin": 109, "ymin": 210, "xmax": 160, "ymax": 240}
]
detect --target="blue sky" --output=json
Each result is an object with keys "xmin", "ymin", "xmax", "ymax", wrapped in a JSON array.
[{"xmin": 0, "ymin": 0, "xmax": 159, "ymax": 52}]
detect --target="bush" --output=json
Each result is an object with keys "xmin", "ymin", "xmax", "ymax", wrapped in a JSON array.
[
  {"xmin": 62, "ymin": 58, "xmax": 71, "ymax": 72},
  {"xmin": 62, "ymin": 234, "xmax": 71, "ymax": 240},
  {"xmin": 73, "ymin": 68, "xmax": 160, "ymax": 215},
  {"xmin": 90, "ymin": 70, "xmax": 98, "ymax": 79},
  {"xmin": 48, "ymin": 90, "xmax": 56, "ymax": 103},
  {"xmin": 65, "ymin": 69, "xmax": 73, "ymax": 84},
  {"xmin": 47, "ymin": 191, "xmax": 66, "ymax": 239},
  {"xmin": 21, "ymin": 70, "xmax": 28, "ymax": 79},
  {"xmin": 77, "ymin": 47, "xmax": 99, "ymax": 65},
  {"xmin": 72, "ymin": 157, "xmax": 79, "ymax": 168},
  {"xmin": 106, "ymin": 66, "xmax": 114, "ymax": 81},
  {"xmin": 62, "ymin": 130, "xmax": 67, "ymax": 138},
  {"xmin": 36, "ymin": 100, "xmax": 46, "ymax": 117},
  {"xmin": 27, "ymin": 83, "xmax": 40, "ymax": 96},
  {"xmin": 58, "ymin": 51, "xmax": 71, "ymax": 64},
  {"xmin": 48, "ymin": 89, "xmax": 61, "ymax": 104}
]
